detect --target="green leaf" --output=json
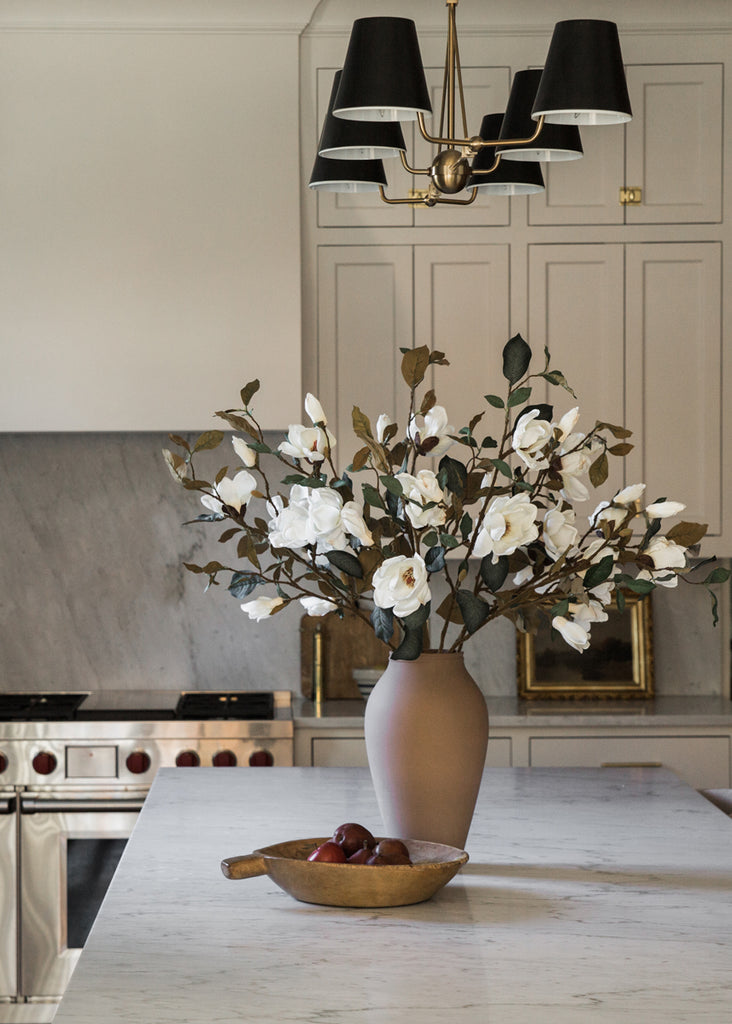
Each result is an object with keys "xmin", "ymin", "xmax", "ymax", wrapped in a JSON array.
[
  {"xmin": 704, "ymin": 567, "xmax": 731, "ymax": 585},
  {"xmin": 488, "ymin": 458, "xmax": 514, "ymax": 480},
  {"xmin": 616, "ymin": 589, "xmax": 626, "ymax": 614},
  {"xmin": 247, "ymin": 440, "xmax": 272, "ymax": 454},
  {"xmin": 583, "ymin": 554, "xmax": 615, "ymax": 590},
  {"xmin": 480, "ymin": 555, "xmax": 509, "ymax": 592},
  {"xmin": 240, "ymin": 380, "xmax": 260, "ymax": 407},
  {"xmin": 282, "ymin": 474, "xmax": 325, "ymax": 488},
  {"xmin": 615, "ymin": 574, "xmax": 656, "ymax": 595},
  {"xmin": 228, "ymin": 572, "xmax": 264, "ymax": 598},
  {"xmin": 193, "ymin": 430, "xmax": 224, "ymax": 453},
  {"xmin": 608, "ymin": 442, "xmax": 633, "ymax": 457},
  {"xmin": 364, "ymin": 481, "xmax": 386, "ymax": 509},
  {"xmin": 551, "ymin": 597, "xmax": 570, "ymax": 618},
  {"xmin": 403, "ymin": 601, "xmax": 431, "ymax": 630},
  {"xmin": 401, "ymin": 346, "xmax": 431, "ymax": 388},
  {"xmin": 326, "ymin": 550, "xmax": 364, "ymax": 579},
  {"xmin": 425, "ymin": 546, "xmax": 446, "ymax": 574},
  {"xmin": 507, "ymin": 386, "xmax": 532, "ymax": 409},
  {"xmin": 708, "ymin": 589, "xmax": 721, "ymax": 628},
  {"xmin": 595, "ymin": 420, "xmax": 633, "ymax": 439},
  {"xmin": 502, "ymin": 334, "xmax": 532, "ymax": 384},
  {"xmin": 437, "ymin": 455, "xmax": 468, "ymax": 496},
  {"xmin": 380, "ymin": 475, "xmax": 404, "ymax": 497},
  {"xmin": 422, "ymin": 530, "xmax": 439, "ymax": 548},
  {"xmin": 456, "ymin": 590, "xmax": 490, "ymax": 634},
  {"xmin": 392, "ymin": 627, "xmax": 423, "ymax": 661},
  {"xmin": 540, "ymin": 370, "xmax": 577, "ymax": 398},
  {"xmin": 485, "ymin": 394, "xmax": 505, "ymax": 409},
  {"xmin": 439, "ymin": 532, "xmax": 460, "ymax": 549},
  {"xmin": 371, "ymin": 606, "xmax": 394, "ymax": 644},
  {"xmin": 459, "ymin": 512, "xmax": 473, "ymax": 542},
  {"xmin": 168, "ymin": 433, "xmax": 191, "ymax": 452},
  {"xmin": 589, "ymin": 452, "xmax": 609, "ymax": 488},
  {"xmin": 480, "ymin": 436, "xmax": 498, "ymax": 449}
]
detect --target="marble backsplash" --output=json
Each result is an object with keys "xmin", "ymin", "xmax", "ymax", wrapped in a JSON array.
[{"xmin": 0, "ymin": 432, "xmax": 729, "ymax": 699}]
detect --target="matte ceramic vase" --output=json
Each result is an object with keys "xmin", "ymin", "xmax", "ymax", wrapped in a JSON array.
[{"xmin": 364, "ymin": 652, "xmax": 489, "ymax": 850}]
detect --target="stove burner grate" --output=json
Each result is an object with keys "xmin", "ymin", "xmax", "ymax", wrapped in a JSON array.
[
  {"xmin": 175, "ymin": 691, "xmax": 275, "ymax": 720},
  {"xmin": 0, "ymin": 691, "xmax": 89, "ymax": 721}
]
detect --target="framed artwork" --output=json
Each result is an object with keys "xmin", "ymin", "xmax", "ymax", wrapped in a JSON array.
[{"xmin": 517, "ymin": 592, "xmax": 654, "ymax": 700}]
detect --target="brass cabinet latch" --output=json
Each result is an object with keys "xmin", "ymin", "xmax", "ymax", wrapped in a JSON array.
[{"xmin": 619, "ymin": 186, "xmax": 642, "ymax": 205}]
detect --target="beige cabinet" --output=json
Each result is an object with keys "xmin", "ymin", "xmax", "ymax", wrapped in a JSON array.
[
  {"xmin": 528, "ymin": 241, "xmax": 723, "ymax": 538},
  {"xmin": 530, "ymin": 64, "xmax": 723, "ymax": 227}
]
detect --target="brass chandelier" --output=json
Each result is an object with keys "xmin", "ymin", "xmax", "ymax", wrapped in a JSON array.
[{"xmin": 309, "ymin": 0, "xmax": 632, "ymax": 207}]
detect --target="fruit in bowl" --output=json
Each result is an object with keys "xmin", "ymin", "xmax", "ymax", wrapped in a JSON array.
[
  {"xmin": 222, "ymin": 822, "xmax": 468, "ymax": 907},
  {"xmin": 308, "ymin": 822, "xmax": 412, "ymax": 865}
]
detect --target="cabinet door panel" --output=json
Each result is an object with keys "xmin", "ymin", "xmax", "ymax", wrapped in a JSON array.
[
  {"xmin": 625, "ymin": 64, "xmax": 722, "ymax": 225},
  {"xmin": 317, "ymin": 246, "xmax": 413, "ymax": 447},
  {"xmin": 312, "ymin": 737, "xmax": 368, "ymax": 767},
  {"xmin": 529, "ymin": 735, "xmax": 730, "ymax": 789},
  {"xmin": 414, "ymin": 245, "xmax": 510, "ymax": 429},
  {"xmin": 528, "ymin": 244, "xmax": 625, "ymax": 501},
  {"xmin": 625, "ymin": 243, "xmax": 722, "ymax": 535},
  {"xmin": 413, "ymin": 66, "xmax": 511, "ymax": 228},
  {"xmin": 528, "ymin": 123, "xmax": 625, "ymax": 226}
]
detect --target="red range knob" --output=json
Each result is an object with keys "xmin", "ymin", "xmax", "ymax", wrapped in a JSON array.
[
  {"xmin": 212, "ymin": 750, "xmax": 237, "ymax": 767},
  {"xmin": 248, "ymin": 750, "xmax": 274, "ymax": 767},
  {"xmin": 126, "ymin": 750, "xmax": 151, "ymax": 775},
  {"xmin": 32, "ymin": 751, "xmax": 57, "ymax": 775},
  {"xmin": 0, "ymin": 751, "xmax": 8, "ymax": 774},
  {"xmin": 175, "ymin": 750, "xmax": 201, "ymax": 768}
]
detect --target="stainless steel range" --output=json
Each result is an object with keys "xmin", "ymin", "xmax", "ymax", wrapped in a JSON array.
[{"xmin": 0, "ymin": 689, "xmax": 293, "ymax": 1023}]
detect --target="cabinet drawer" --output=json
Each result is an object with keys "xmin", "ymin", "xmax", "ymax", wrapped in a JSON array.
[
  {"xmin": 311, "ymin": 737, "xmax": 368, "ymax": 768},
  {"xmin": 529, "ymin": 735, "xmax": 730, "ymax": 789}
]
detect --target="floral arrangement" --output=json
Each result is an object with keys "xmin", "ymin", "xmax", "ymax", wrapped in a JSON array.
[{"xmin": 163, "ymin": 336, "xmax": 728, "ymax": 661}]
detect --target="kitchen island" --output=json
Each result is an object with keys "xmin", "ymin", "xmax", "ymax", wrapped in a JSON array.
[{"xmin": 53, "ymin": 766, "xmax": 732, "ymax": 1024}]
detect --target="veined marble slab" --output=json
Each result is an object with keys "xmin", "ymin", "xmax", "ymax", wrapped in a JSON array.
[{"xmin": 52, "ymin": 766, "xmax": 732, "ymax": 1024}]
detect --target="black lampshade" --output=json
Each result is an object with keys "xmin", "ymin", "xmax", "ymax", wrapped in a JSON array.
[
  {"xmin": 318, "ymin": 71, "xmax": 406, "ymax": 160},
  {"xmin": 497, "ymin": 69, "xmax": 583, "ymax": 161},
  {"xmin": 308, "ymin": 154, "xmax": 387, "ymax": 193},
  {"xmin": 532, "ymin": 20, "xmax": 632, "ymax": 125},
  {"xmin": 467, "ymin": 114, "xmax": 544, "ymax": 195},
  {"xmin": 333, "ymin": 17, "xmax": 432, "ymax": 122}
]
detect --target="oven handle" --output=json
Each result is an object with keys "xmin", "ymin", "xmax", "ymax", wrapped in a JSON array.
[
  {"xmin": 20, "ymin": 795, "xmax": 146, "ymax": 814},
  {"xmin": 0, "ymin": 795, "xmax": 16, "ymax": 814}
]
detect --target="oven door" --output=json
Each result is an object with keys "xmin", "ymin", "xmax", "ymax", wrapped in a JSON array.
[
  {"xmin": 19, "ymin": 788, "xmax": 146, "ymax": 1002},
  {"xmin": 0, "ymin": 791, "xmax": 17, "ymax": 1003}
]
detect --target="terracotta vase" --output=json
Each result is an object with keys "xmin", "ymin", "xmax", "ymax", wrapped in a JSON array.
[{"xmin": 364, "ymin": 652, "xmax": 489, "ymax": 850}]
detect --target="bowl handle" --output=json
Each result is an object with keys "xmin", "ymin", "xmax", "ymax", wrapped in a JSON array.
[{"xmin": 221, "ymin": 853, "xmax": 267, "ymax": 880}]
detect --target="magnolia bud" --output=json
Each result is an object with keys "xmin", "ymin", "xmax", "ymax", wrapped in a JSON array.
[{"xmin": 305, "ymin": 393, "xmax": 327, "ymax": 426}]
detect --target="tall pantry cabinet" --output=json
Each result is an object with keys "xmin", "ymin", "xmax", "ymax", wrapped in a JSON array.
[{"xmin": 300, "ymin": 14, "xmax": 731, "ymax": 553}]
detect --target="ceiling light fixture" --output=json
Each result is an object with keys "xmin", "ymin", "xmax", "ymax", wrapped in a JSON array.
[{"xmin": 309, "ymin": 1, "xmax": 632, "ymax": 207}]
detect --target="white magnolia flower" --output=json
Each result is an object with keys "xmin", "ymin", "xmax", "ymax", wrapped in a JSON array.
[
  {"xmin": 376, "ymin": 413, "xmax": 394, "ymax": 444},
  {"xmin": 513, "ymin": 409, "xmax": 552, "ymax": 470},
  {"xmin": 645, "ymin": 500, "xmax": 686, "ymax": 520},
  {"xmin": 201, "ymin": 470, "xmax": 256, "ymax": 515},
  {"xmin": 589, "ymin": 580, "xmax": 615, "ymax": 606},
  {"xmin": 278, "ymin": 423, "xmax": 336, "ymax": 463},
  {"xmin": 396, "ymin": 470, "xmax": 446, "ymax": 529},
  {"xmin": 614, "ymin": 483, "xmax": 646, "ymax": 506},
  {"xmin": 553, "ymin": 615, "xmax": 591, "ymax": 653},
  {"xmin": 232, "ymin": 436, "xmax": 257, "ymax": 468},
  {"xmin": 513, "ymin": 566, "xmax": 534, "ymax": 586},
  {"xmin": 300, "ymin": 596, "xmax": 337, "ymax": 617},
  {"xmin": 636, "ymin": 536, "xmax": 687, "ymax": 588},
  {"xmin": 304, "ymin": 393, "xmax": 327, "ymax": 426},
  {"xmin": 542, "ymin": 507, "xmax": 579, "ymax": 561},
  {"xmin": 569, "ymin": 599, "xmax": 609, "ymax": 626},
  {"xmin": 581, "ymin": 537, "xmax": 617, "ymax": 573},
  {"xmin": 340, "ymin": 501, "xmax": 374, "ymax": 547},
  {"xmin": 589, "ymin": 501, "xmax": 626, "ymax": 531},
  {"xmin": 407, "ymin": 405, "xmax": 454, "ymax": 457},
  {"xmin": 556, "ymin": 407, "xmax": 580, "ymax": 440},
  {"xmin": 473, "ymin": 493, "xmax": 539, "ymax": 563},
  {"xmin": 240, "ymin": 596, "xmax": 284, "ymax": 621},
  {"xmin": 556, "ymin": 430, "xmax": 599, "ymax": 503},
  {"xmin": 372, "ymin": 554, "xmax": 431, "ymax": 618},
  {"xmin": 268, "ymin": 485, "xmax": 373, "ymax": 553}
]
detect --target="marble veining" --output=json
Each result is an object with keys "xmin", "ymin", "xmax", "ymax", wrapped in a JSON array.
[{"xmin": 52, "ymin": 766, "xmax": 732, "ymax": 1024}]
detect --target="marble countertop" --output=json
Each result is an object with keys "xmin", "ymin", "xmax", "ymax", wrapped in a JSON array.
[
  {"xmin": 294, "ymin": 694, "xmax": 732, "ymax": 728},
  {"xmin": 53, "ymin": 765, "xmax": 732, "ymax": 1024}
]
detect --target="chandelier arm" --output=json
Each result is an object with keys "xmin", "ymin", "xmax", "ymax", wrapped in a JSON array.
[
  {"xmin": 452, "ymin": 4, "xmax": 468, "ymax": 138},
  {"xmin": 400, "ymin": 151, "xmax": 431, "ymax": 177},
  {"xmin": 416, "ymin": 112, "xmax": 545, "ymax": 150},
  {"xmin": 377, "ymin": 185, "xmax": 426, "ymax": 206},
  {"xmin": 434, "ymin": 188, "xmax": 478, "ymax": 206}
]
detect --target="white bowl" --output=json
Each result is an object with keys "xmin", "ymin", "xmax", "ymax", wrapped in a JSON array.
[{"xmin": 352, "ymin": 668, "xmax": 385, "ymax": 701}]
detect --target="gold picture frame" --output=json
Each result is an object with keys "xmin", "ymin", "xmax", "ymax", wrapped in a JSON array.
[{"xmin": 517, "ymin": 592, "xmax": 654, "ymax": 700}]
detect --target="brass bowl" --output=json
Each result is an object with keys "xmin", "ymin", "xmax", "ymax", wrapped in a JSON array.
[{"xmin": 221, "ymin": 837, "xmax": 468, "ymax": 908}]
